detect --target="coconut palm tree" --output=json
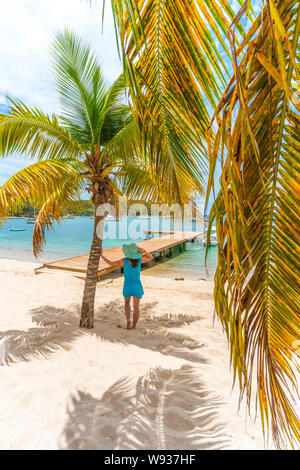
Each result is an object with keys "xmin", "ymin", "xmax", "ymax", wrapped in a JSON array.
[
  {"xmin": 106, "ymin": 0, "xmax": 300, "ymax": 449},
  {"xmin": 0, "ymin": 29, "xmax": 204, "ymax": 329}
]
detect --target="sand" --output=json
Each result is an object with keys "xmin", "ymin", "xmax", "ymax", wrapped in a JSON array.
[{"xmin": 0, "ymin": 258, "xmax": 295, "ymax": 450}]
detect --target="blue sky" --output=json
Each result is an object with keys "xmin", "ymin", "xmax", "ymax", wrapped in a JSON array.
[
  {"xmin": 0, "ymin": 0, "xmax": 122, "ymax": 185},
  {"xmin": 0, "ymin": 0, "xmax": 261, "ymax": 211}
]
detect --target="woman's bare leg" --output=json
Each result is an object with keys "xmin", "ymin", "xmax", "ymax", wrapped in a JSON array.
[
  {"xmin": 132, "ymin": 297, "xmax": 140, "ymax": 329},
  {"xmin": 124, "ymin": 297, "xmax": 131, "ymax": 329}
]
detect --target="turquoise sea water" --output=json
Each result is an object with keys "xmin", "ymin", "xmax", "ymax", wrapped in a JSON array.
[{"xmin": 0, "ymin": 217, "xmax": 218, "ymax": 279}]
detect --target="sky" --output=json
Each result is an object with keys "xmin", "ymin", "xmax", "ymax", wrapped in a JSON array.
[
  {"xmin": 0, "ymin": 0, "xmax": 261, "ymax": 210},
  {"xmin": 0, "ymin": 0, "xmax": 122, "ymax": 185}
]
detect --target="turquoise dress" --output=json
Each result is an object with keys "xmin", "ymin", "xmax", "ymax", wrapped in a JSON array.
[{"xmin": 122, "ymin": 258, "xmax": 144, "ymax": 299}]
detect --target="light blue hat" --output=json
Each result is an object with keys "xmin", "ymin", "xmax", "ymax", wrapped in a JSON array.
[{"xmin": 122, "ymin": 243, "xmax": 142, "ymax": 260}]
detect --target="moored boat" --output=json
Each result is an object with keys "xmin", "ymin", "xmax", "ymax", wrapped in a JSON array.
[
  {"xmin": 202, "ymin": 226, "xmax": 218, "ymax": 246},
  {"xmin": 26, "ymin": 217, "xmax": 37, "ymax": 224}
]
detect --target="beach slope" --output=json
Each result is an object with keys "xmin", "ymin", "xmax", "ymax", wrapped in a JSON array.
[{"xmin": 0, "ymin": 259, "xmax": 273, "ymax": 449}]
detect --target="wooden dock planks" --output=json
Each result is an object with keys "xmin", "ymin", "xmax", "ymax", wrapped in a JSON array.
[{"xmin": 35, "ymin": 231, "xmax": 202, "ymax": 280}]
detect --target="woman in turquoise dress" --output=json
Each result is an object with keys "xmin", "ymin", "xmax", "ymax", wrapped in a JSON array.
[{"xmin": 101, "ymin": 243, "xmax": 153, "ymax": 329}]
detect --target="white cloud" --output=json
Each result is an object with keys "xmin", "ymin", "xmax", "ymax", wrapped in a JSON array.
[
  {"xmin": 0, "ymin": 0, "xmax": 122, "ymax": 112},
  {"xmin": 0, "ymin": 0, "xmax": 122, "ymax": 184}
]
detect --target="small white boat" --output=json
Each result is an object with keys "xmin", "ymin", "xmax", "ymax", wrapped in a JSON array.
[
  {"xmin": 203, "ymin": 226, "xmax": 218, "ymax": 246},
  {"xmin": 26, "ymin": 217, "xmax": 37, "ymax": 224},
  {"xmin": 26, "ymin": 205, "xmax": 38, "ymax": 223},
  {"xmin": 64, "ymin": 214, "xmax": 74, "ymax": 219},
  {"xmin": 90, "ymin": 215, "xmax": 116, "ymax": 220}
]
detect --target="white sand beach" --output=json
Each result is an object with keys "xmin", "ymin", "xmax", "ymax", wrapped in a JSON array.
[{"xmin": 0, "ymin": 258, "xmax": 281, "ymax": 450}]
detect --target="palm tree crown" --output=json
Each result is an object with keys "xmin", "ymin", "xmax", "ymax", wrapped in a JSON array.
[{"xmin": 0, "ymin": 29, "xmax": 203, "ymax": 328}]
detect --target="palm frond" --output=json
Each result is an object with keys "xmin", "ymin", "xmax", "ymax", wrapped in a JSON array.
[
  {"xmin": 109, "ymin": 0, "xmax": 250, "ymax": 203},
  {"xmin": 32, "ymin": 179, "xmax": 83, "ymax": 256},
  {"xmin": 52, "ymin": 29, "xmax": 107, "ymax": 147},
  {"xmin": 100, "ymin": 104, "xmax": 132, "ymax": 146},
  {"xmin": 0, "ymin": 100, "xmax": 82, "ymax": 160},
  {"xmin": 117, "ymin": 162, "xmax": 197, "ymax": 205},
  {"xmin": 101, "ymin": 118, "xmax": 139, "ymax": 165},
  {"xmin": 207, "ymin": 0, "xmax": 300, "ymax": 448},
  {"xmin": 0, "ymin": 160, "xmax": 78, "ymax": 224},
  {"xmin": 103, "ymin": 113, "xmax": 202, "ymax": 204},
  {"xmin": 97, "ymin": 73, "xmax": 130, "ymax": 144}
]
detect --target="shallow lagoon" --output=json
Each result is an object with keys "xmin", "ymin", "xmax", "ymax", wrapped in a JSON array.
[{"xmin": 0, "ymin": 216, "xmax": 217, "ymax": 279}]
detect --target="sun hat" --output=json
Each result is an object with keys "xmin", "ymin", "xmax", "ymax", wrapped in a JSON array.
[{"xmin": 122, "ymin": 243, "xmax": 142, "ymax": 260}]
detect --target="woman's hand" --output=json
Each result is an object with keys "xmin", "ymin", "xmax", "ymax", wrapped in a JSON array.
[{"xmin": 141, "ymin": 250, "xmax": 153, "ymax": 263}]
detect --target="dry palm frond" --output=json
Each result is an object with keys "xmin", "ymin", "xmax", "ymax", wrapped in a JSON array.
[{"xmin": 207, "ymin": 0, "xmax": 300, "ymax": 448}]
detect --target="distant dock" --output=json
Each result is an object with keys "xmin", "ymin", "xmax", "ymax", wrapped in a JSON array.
[{"xmin": 35, "ymin": 230, "xmax": 202, "ymax": 280}]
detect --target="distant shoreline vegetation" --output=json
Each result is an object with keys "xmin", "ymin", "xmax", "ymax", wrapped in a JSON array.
[
  {"xmin": 8, "ymin": 200, "xmax": 95, "ymax": 218},
  {"xmin": 7, "ymin": 199, "xmax": 156, "ymax": 218},
  {"xmin": 7, "ymin": 199, "xmax": 205, "ymax": 224}
]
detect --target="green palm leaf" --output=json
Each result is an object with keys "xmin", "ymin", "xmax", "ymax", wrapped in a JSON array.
[
  {"xmin": 0, "ymin": 100, "xmax": 82, "ymax": 160},
  {"xmin": 108, "ymin": 0, "xmax": 250, "ymax": 203},
  {"xmin": 52, "ymin": 28, "xmax": 106, "ymax": 147}
]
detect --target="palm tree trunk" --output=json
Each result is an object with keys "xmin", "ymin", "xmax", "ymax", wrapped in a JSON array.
[{"xmin": 79, "ymin": 204, "xmax": 104, "ymax": 329}]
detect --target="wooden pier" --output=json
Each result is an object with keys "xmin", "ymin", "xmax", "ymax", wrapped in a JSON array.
[{"xmin": 35, "ymin": 230, "xmax": 202, "ymax": 280}]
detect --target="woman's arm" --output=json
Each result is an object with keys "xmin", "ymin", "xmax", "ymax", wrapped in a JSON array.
[
  {"xmin": 141, "ymin": 250, "xmax": 153, "ymax": 264},
  {"xmin": 101, "ymin": 252, "xmax": 124, "ymax": 267},
  {"xmin": 137, "ymin": 246, "xmax": 153, "ymax": 263}
]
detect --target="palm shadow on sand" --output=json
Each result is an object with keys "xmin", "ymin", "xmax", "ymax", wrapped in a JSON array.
[
  {"xmin": 58, "ymin": 364, "xmax": 230, "ymax": 450},
  {"xmin": 0, "ymin": 300, "xmax": 207, "ymax": 366}
]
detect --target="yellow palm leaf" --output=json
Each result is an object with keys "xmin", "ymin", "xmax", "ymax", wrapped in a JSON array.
[{"xmin": 207, "ymin": 0, "xmax": 300, "ymax": 448}]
